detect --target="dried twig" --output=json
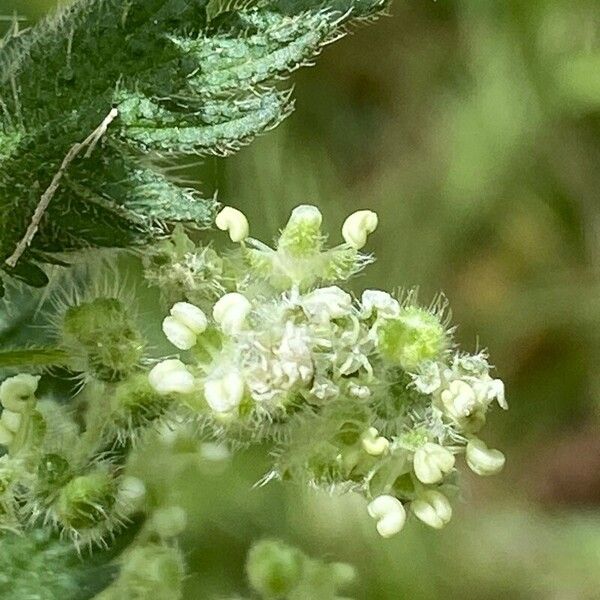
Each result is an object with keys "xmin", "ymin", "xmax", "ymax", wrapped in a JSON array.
[{"xmin": 5, "ymin": 108, "xmax": 118, "ymax": 268}]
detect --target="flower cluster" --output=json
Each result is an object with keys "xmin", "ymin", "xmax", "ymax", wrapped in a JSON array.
[{"xmin": 148, "ymin": 205, "xmax": 508, "ymax": 537}]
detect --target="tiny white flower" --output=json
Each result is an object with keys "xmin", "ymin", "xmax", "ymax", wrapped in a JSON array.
[
  {"xmin": 170, "ymin": 302, "xmax": 208, "ymax": 334},
  {"xmin": 367, "ymin": 495, "xmax": 406, "ymax": 538},
  {"xmin": 412, "ymin": 362, "xmax": 442, "ymax": 395},
  {"xmin": 348, "ymin": 383, "xmax": 371, "ymax": 399},
  {"xmin": 411, "ymin": 490, "xmax": 452, "ymax": 529},
  {"xmin": 361, "ymin": 290, "xmax": 400, "ymax": 319},
  {"xmin": 162, "ymin": 316, "xmax": 197, "ymax": 350},
  {"xmin": 148, "ymin": 359, "xmax": 195, "ymax": 395},
  {"xmin": 342, "ymin": 210, "xmax": 378, "ymax": 249},
  {"xmin": 440, "ymin": 379, "xmax": 478, "ymax": 418},
  {"xmin": 361, "ymin": 427, "xmax": 390, "ymax": 456},
  {"xmin": 0, "ymin": 374, "xmax": 40, "ymax": 412},
  {"xmin": 303, "ymin": 286, "xmax": 352, "ymax": 322},
  {"xmin": 454, "ymin": 353, "xmax": 490, "ymax": 377},
  {"xmin": 276, "ymin": 322, "xmax": 314, "ymax": 386},
  {"xmin": 466, "ymin": 438, "xmax": 505, "ymax": 476},
  {"xmin": 213, "ymin": 293, "xmax": 252, "ymax": 334},
  {"xmin": 310, "ymin": 377, "xmax": 339, "ymax": 400},
  {"xmin": 474, "ymin": 377, "xmax": 507, "ymax": 410},
  {"xmin": 204, "ymin": 370, "xmax": 245, "ymax": 413},
  {"xmin": 215, "ymin": 206, "xmax": 249, "ymax": 242},
  {"xmin": 413, "ymin": 442, "xmax": 455, "ymax": 484}
]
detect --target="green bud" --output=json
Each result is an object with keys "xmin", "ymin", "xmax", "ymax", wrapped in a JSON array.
[
  {"xmin": 378, "ymin": 306, "xmax": 449, "ymax": 371},
  {"xmin": 99, "ymin": 544, "xmax": 185, "ymax": 600},
  {"xmin": 37, "ymin": 453, "xmax": 71, "ymax": 489},
  {"xmin": 110, "ymin": 374, "xmax": 172, "ymax": 443},
  {"xmin": 62, "ymin": 298, "xmax": 144, "ymax": 381},
  {"xmin": 246, "ymin": 539, "xmax": 303, "ymax": 598},
  {"xmin": 56, "ymin": 470, "xmax": 116, "ymax": 530}
]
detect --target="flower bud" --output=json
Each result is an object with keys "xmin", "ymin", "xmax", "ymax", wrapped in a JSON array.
[
  {"xmin": 170, "ymin": 302, "xmax": 208, "ymax": 334},
  {"xmin": 302, "ymin": 286, "xmax": 352, "ymax": 322},
  {"xmin": 213, "ymin": 292, "xmax": 252, "ymax": 334},
  {"xmin": 361, "ymin": 427, "xmax": 390, "ymax": 456},
  {"xmin": 150, "ymin": 505, "xmax": 187, "ymax": 538},
  {"xmin": 117, "ymin": 476, "xmax": 146, "ymax": 511},
  {"xmin": 377, "ymin": 306, "xmax": 448, "ymax": 371},
  {"xmin": 148, "ymin": 359, "xmax": 195, "ymax": 395},
  {"xmin": 440, "ymin": 380, "xmax": 478, "ymax": 418},
  {"xmin": 204, "ymin": 371, "xmax": 245, "ymax": 413},
  {"xmin": 413, "ymin": 442, "xmax": 455, "ymax": 484},
  {"xmin": 411, "ymin": 490, "xmax": 452, "ymax": 529},
  {"xmin": 162, "ymin": 316, "xmax": 197, "ymax": 350},
  {"xmin": 466, "ymin": 438, "xmax": 505, "ymax": 476},
  {"xmin": 473, "ymin": 377, "xmax": 508, "ymax": 410},
  {"xmin": 200, "ymin": 442, "xmax": 231, "ymax": 462},
  {"xmin": 342, "ymin": 210, "xmax": 378, "ymax": 249},
  {"xmin": 56, "ymin": 470, "xmax": 116, "ymax": 530},
  {"xmin": 108, "ymin": 544, "xmax": 185, "ymax": 599},
  {"xmin": 162, "ymin": 302, "xmax": 208, "ymax": 350},
  {"xmin": 348, "ymin": 383, "xmax": 371, "ymax": 399},
  {"xmin": 246, "ymin": 539, "xmax": 303, "ymax": 598},
  {"xmin": 215, "ymin": 206, "xmax": 249, "ymax": 242},
  {"xmin": 0, "ymin": 374, "xmax": 40, "ymax": 412},
  {"xmin": 331, "ymin": 562, "xmax": 357, "ymax": 588},
  {"xmin": 367, "ymin": 494, "xmax": 407, "ymax": 538},
  {"xmin": 62, "ymin": 298, "xmax": 144, "ymax": 381},
  {"xmin": 361, "ymin": 290, "xmax": 400, "ymax": 319}
]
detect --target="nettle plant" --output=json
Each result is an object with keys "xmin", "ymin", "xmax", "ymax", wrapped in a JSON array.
[{"xmin": 0, "ymin": 1, "xmax": 508, "ymax": 599}]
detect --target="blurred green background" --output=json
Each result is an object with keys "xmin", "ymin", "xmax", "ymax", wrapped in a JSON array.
[{"xmin": 3, "ymin": 0, "xmax": 600, "ymax": 598}]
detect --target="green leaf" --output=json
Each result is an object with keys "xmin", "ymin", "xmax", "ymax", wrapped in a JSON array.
[
  {"xmin": 0, "ymin": 346, "xmax": 69, "ymax": 368},
  {"xmin": 0, "ymin": 0, "xmax": 387, "ymax": 285}
]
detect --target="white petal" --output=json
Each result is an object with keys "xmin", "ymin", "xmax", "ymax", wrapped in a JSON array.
[
  {"xmin": 303, "ymin": 286, "xmax": 352, "ymax": 321},
  {"xmin": 361, "ymin": 290, "xmax": 400, "ymax": 319}
]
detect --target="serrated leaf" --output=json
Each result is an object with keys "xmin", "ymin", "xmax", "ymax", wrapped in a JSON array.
[{"xmin": 0, "ymin": 0, "xmax": 387, "ymax": 285}]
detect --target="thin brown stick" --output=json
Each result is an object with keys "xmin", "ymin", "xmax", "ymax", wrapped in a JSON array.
[{"xmin": 5, "ymin": 107, "xmax": 119, "ymax": 269}]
